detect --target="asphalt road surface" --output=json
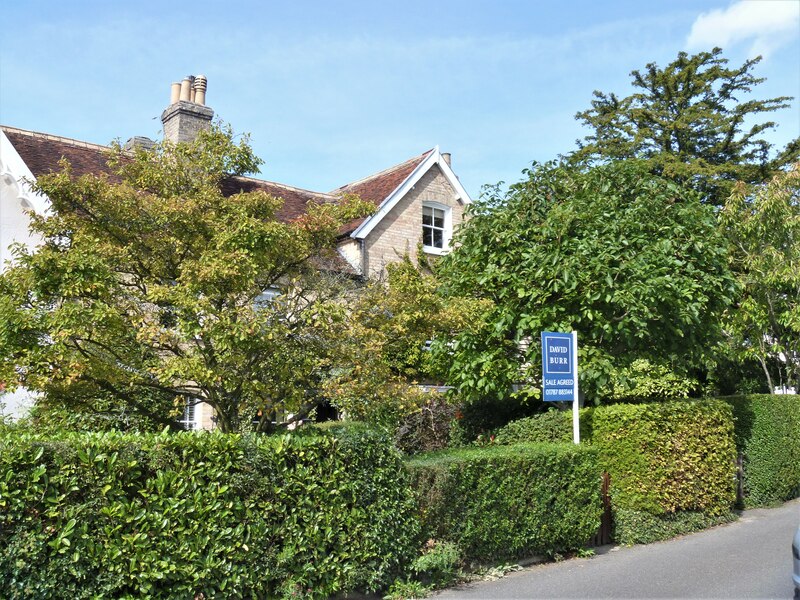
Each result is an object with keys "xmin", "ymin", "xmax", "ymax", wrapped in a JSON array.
[{"xmin": 436, "ymin": 498, "xmax": 800, "ymax": 599}]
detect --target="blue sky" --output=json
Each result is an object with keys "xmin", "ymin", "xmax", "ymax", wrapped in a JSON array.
[{"xmin": 1, "ymin": 0, "xmax": 798, "ymax": 199}]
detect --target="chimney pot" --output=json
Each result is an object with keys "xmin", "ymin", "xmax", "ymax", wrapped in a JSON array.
[
  {"xmin": 193, "ymin": 75, "xmax": 208, "ymax": 106},
  {"xmin": 179, "ymin": 78, "xmax": 192, "ymax": 102},
  {"xmin": 162, "ymin": 74, "xmax": 214, "ymax": 143},
  {"xmin": 170, "ymin": 82, "xmax": 181, "ymax": 105},
  {"xmin": 442, "ymin": 152, "xmax": 452, "ymax": 167}
]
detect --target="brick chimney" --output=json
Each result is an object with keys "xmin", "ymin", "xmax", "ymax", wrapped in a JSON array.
[{"xmin": 161, "ymin": 75, "xmax": 213, "ymax": 143}]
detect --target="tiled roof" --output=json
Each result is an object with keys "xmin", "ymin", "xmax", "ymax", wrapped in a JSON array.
[
  {"xmin": 221, "ymin": 176, "xmax": 337, "ymax": 224},
  {"xmin": 2, "ymin": 126, "xmax": 120, "ymax": 181},
  {"xmin": 1, "ymin": 126, "xmax": 337, "ymax": 222},
  {"xmin": 2, "ymin": 126, "xmax": 430, "ymax": 242},
  {"xmin": 2, "ymin": 126, "xmax": 362, "ymax": 276},
  {"xmin": 331, "ymin": 149, "xmax": 433, "ymax": 235}
]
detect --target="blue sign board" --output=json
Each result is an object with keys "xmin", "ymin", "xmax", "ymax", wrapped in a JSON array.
[{"xmin": 541, "ymin": 331, "xmax": 577, "ymax": 402}]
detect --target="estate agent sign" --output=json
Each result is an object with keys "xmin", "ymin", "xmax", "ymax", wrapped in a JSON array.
[{"xmin": 541, "ymin": 331, "xmax": 580, "ymax": 443}]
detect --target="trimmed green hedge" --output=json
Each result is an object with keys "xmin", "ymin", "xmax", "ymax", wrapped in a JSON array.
[
  {"xmin": 612, "ymin": 508, "xmax": 737, "ymax": 545},
  {"xmin": 406, "ymin": 443, "xmax": 602, "ymax": 562},
  {"xmin": 589, "ymin": 401, "xmax": 735, "ymax": 516},
  {"xmin": 0, "ymin": 424, "xmax": 419, "ymax": 599},
  {"xmin": 723, "ymin": 394, "xmax": 800, "ymax": 507},
  {"xmin": 495, "ymin": 400, "xmax": 737, "ymax": 544},
  {"xmin": 493, "ymin": 409, "xmax": 573, "ymax": 445},
  {"xmin": 589, "ymin": 401, "xmax": 736, "ymax": 544}
]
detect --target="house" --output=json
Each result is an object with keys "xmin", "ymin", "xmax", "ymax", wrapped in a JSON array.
[{"xmin": 0, "ymin": 75, "xmax": 472, "ymax": 424}]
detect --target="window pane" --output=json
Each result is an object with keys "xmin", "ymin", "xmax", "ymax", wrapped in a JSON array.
[
  {"xmin": 180, "ymin": 399, "xmax": 197, "ymax": 431},
  {"xmin": 422, "ymin": 205, "xmax": 447, "ymax": 249}
]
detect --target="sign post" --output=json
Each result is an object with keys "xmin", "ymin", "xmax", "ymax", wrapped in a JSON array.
[{"xmin": 541, "ymin": 331, "xmax": 580, "ymax": 444}]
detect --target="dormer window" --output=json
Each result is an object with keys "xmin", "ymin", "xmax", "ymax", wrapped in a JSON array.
[{"xmin": 422, "ymin": 202, "xmax": 451, "ymax": 254}]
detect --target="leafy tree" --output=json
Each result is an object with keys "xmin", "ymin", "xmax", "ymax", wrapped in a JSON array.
[
  {"xmin": 437, "ymin": 160, "xmax": 737, "ymax": 404},
  {"xmin": 321, "ymin": 257, "xmax": 488, "ymax": 428},
  {"xmin": 720, "ymin": 164, "xmax": 800, "ymax": 392},
  {"xmin": 0, "ymin": 126, "xmax": 373, "ymax": 433},
  {"xmin": 572, "ymin": 48, "xmax": 799, "ymax": 205}
]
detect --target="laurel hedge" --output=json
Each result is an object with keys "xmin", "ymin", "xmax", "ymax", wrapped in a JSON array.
[
  {"xmin": 406, "ymin": 443, "xmax": 602, "ymax": 561},
  {"xmin": 0, "ymin": 424, "xmax": 419, "ymax": 599},
  {"xmin": 723, "ymin": 394, "xmax": 800, "ymax": 507},
  {"xmin": 494, "ymin": 400, "xmax": 738, "ymax": 544}
]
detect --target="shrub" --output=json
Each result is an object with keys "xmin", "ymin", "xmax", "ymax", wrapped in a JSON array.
[
  {"xmin": 612, "ymin": 509, "xmax": 737, "ymax": 545},
  {"xmin": 606, "ymin": 359, "xmax": 698, "ymax": 402},
  {"xmin": 411, "ymin": 539, "xmax": 462, "ymax": 587},
  {"xmin": 446, "ymin": 394, "xmax": 540, "ymax": 446},
  {"xmin": 494, "ymin": 400, "xmax": 738, "ymax": 545},
  {"xmin": 394, "ymin": 395, "xmax": 458, "ymax": 455},
  {"xmin": 589, "ymin": 401, "xmax": 736, "ymax": 521},
  {"xmin": 723, "ymin": 394, "xmax": 800, "ymax": 507},
  {"xmin": 406, "ymin": 443, "xmax": 602, "ymax": 562},
  {"xmin": 493, "ymin": 409, "xmax": 573, "ymax": 445},
  {"xmin": 0, "ymin": 425, "xmax": 419, "ymax": 599}
]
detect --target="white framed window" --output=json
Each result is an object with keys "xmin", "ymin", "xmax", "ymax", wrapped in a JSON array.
[
  {"xmin": 178, "ymin": 398, "xmax": 199, "ymax": 431},
  {"xmin": 422, "ymin": 202, "xmax": 451, "ymax": 254}
]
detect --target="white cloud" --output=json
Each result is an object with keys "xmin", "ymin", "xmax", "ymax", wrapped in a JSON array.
[{"xmin": 687, "ymin": 0, "xmax": 800, "ymax": 58}]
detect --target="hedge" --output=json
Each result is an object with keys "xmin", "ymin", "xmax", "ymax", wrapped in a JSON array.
[
  {"xmin": 0, "ymin": 424, "xmax": 419, "ymax": 599},
  {"xmin": 495, "ymin": 400, "xmax": 738, "ymax": 544},
  {"xmin": 723, "ymin": 394, "xmax": 800, "ymax": 507},
  {"xmin": 406, "ymin": 443, "xmax": 602, "ymax": 562},
  {"xmin": 493, "ymin": 409, "xmax": 574, "ymax": 445}
]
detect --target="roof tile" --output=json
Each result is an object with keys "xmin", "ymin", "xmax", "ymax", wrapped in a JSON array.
[
  {"xmin": 2, "ymin": 125, "xmax": 430, "ymax": 242},
  {"xmin": 331, "ymin": 149, "xmax": 433, "ymax": 234}
]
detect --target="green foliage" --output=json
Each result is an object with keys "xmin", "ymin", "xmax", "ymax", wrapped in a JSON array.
[
  {"xmin": 438, "ymin": 160, "xmax": 736, "ymax": 404},
  {"xmin": 0, "ymin": 125, "xmax": 374, "ymax": 432},
  {"xmin": 320, "ymin": 258, "xmax": 487, "ymax": 431},
  {"xmin": 411, "ymin": 539, "xmax": 462, "ymax": 588},
  {"xmin": 446, "ymin": 393, "xmax": 541, "ymax": 446},
  {"xmin": 383, "ymin": 578, "xmax": 431, "ymax": 600},
  {"xmin": 407, "ymin": 443, "xmax": 602, "ymax": 562},
  {"xmin": 494, "ymin": 400, "xmax": 738, "ymax": 544},
  {"xmin": 606, "ymin": 359, "xmax": 699, "ymax": 402},
  {"xmin": 720, "ymin": 166, "xmax": 800, "ymax": 393},
  {"xmin": 705, "ymin": 355, "xmax": 769, "ymax": 397},
  {"xmin": 493, "ymin": 409, "xmax": 573, "ymax": 445},
  {"xmin": 572, "ymin": 47, "xmax": 799, "ymax": 205},
  {"xmin": 21, "ymin": 390, "xmax": 174, "ymax": 434},
  {"xmin": 589, "ymin": 401, "xmax": 736, "ymax": 516},
  {"xmin": 0, "ymin": 425, "xmax": 419, "ymax": 599},
  {"xmin": 724, "ymin": 394, "xmax": 800, "ymax": 507},
  {"xmin": 613, "ymin": 509, "xmax": 737, "ymax": 546}
]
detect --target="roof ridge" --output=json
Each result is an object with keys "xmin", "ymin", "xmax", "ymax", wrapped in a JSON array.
[
  {"xmin": 230, "ymin": 174, "xmax": 337, "ymax": 200},
  {"xmin": 330, "ymin": 149, "xmax": 434, "ymax": 193},
  {"xmin": 1, "ymin": 125, "xmax": 112, "ymax": 152}
]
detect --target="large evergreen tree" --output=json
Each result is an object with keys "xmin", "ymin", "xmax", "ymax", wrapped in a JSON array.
[{"xmin": 571, "ymin": 48, "xmax": 799, "ymax": 205}]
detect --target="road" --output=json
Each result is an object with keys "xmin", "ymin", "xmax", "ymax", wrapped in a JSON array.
[{"xmin": 435, "ymin": 499, "xmax": 800, "ymax": 599}]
